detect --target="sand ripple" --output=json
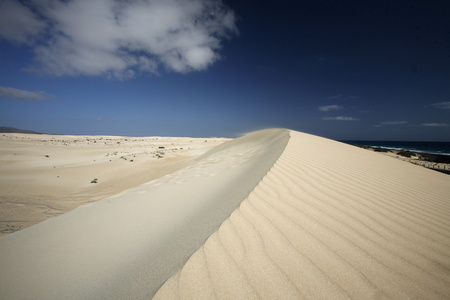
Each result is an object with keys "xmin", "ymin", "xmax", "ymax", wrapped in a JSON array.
[{"xmin": 154, "ymin": 130, "xmax": 450, "ymax": 299}]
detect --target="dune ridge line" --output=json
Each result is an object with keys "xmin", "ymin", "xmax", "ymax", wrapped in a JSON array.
[
  {"xmin": 154, "ymin": 130, "xmax": 450, "ymax": 299},
  {"xmin": 0, "ymin": 129, "xmax": 290, "ymax": 299}
]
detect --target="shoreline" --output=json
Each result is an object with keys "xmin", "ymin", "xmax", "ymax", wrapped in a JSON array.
[{"xmin": 354, "ymin": 145, "xmax": 450, "ymax": 174}]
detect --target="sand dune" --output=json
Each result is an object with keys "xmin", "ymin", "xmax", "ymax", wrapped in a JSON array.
[
  {"xmin": 1, "ymin": 129, "xmax": 449, "ymax": 299},
  {"xmin": 0, "ymin": 129, "xmax": 288, "ymax": 299},
  {"xmin": 154, "ymin": 130, "xmax": 450, "ymax": 299}
]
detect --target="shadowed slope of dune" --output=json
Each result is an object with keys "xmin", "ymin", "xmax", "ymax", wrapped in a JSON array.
[
  {"xmin": 0, "ymin": 129, "xmax": 289, "ymax": 299},
  {"xmin": 155, "ymin": 130, "xmax": 450, "ymax": 300}
]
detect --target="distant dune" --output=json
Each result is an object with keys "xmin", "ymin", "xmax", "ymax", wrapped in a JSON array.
[
  {"xmin": 0, "ymin": 126, "xmax": 42, "ymax": 134},
  {"xmin": 0, "ymin": 129, "xmax": 449, "ymax": 299}
]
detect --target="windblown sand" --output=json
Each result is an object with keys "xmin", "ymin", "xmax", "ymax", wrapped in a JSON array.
[
  {"xmin": 0, "ymin": 133, "xmax": 228, "ymax": 236},
  {"xmin": 0, "ymin": 129, "xmax": 449, "ymax": 299}
]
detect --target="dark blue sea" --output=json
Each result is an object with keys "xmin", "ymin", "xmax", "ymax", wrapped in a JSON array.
[{"xmin": 340, "ymin": 141, "xmax": 450, "ymax": 156}]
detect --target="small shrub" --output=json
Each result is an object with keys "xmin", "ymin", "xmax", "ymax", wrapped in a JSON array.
[
  {"xmin": 374, "ymin": 148, "xmax": 390, "ymax": 152},
  {"xmin": 397, "ymin": 150, "xmax": 414, "ymax": 158},
  {"xmin": 91, "ymin": 178, "xmax": 98, "ymax": 184}
]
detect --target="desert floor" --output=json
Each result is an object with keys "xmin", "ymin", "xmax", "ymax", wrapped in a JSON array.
[{"xmin": 0, "ymin": 133, "xmax": 229, "ymax": 236}]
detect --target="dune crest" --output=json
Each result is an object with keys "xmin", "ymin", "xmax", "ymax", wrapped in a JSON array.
[
  {"xmin": 0, "ymin": 129, "xmax": 289, "ymax": 299},
  {"xmin": 154, "ymin": 130, "xmax": 450, "ymax": 299}
]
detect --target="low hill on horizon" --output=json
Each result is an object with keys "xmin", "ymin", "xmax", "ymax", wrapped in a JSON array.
[{"xmin": 0, "ymin": 126, "xmax": 43, "ymax": 134}]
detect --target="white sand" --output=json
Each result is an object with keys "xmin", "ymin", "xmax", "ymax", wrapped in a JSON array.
[
  {"xmin": 0, "ymin": 133, "xmax": 228, "ymax": 235},
  {"xmin": 154, "ymin": 130, "xmax": 450, "ymax": 299},
  {"xmin": 0, "ymin": 129, "xmax": 288, "ymax": 299},
  {"xmin": 0, "ymin": 129, "xmax": 449, "ymax": 299}
]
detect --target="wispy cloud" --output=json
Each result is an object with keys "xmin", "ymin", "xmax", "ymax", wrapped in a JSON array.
[
  {"xmin": 322, "ymin": 116, "xmax": 359, "ymax": 121},
  {"xmin": 380, "ymin": 121, "xmax": 408, "ymax": 125},
  {"xmin": 430, "ymin": 102, "xmax": 450, "ymax": 110},
  {"xmin": 327, "ymin": 95, "xmax": 342, "ymax": 100},
  {"xmin": 95, "ymin": 118, "xmax": 118, "ymax": 122},
  {"xmin": 422, "ymin": 123, "xmax": 449, "ymax": 127},
  {"xmin": 0, "ymin": 85, "xmax": 54, "ymax": 101},
  {"xmin": 0, "ymin": 0, "xmax": 237, "ymax": 79},
  {"xmin": 326, "ymin": 95, "xmax": 359, "ymax": 100},
  {"xmin": 319, "ymin": 105, "xmax": 343, "ymax": 112}
]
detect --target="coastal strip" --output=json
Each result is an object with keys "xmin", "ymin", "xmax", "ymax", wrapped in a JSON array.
[{"xmin": 354, "ymin": 145, "xmax": 450, "ymax": 175}]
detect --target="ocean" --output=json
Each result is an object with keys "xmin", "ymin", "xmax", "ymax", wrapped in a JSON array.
[{"xmin": 340, "ymin": 141, "xmax": 450, "ymax": 156}]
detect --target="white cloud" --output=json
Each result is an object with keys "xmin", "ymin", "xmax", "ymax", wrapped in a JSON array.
[
  {"xmin": 430, "ymin": 102, "xmax": 450, "ymax": 110},
  {"xmin": 422, "ymin": 123, "xmax": 449, "ymax": 127},
  {"xmin": 0, "ymin": 0, "xmax": 46, "ymax": 45},
  {"xmin": 319, "ymin": 105, "xmax": 343, "ymax": 112},
  {"xmin": 0, "ymin": 0, "xmax": 237, "ymax": 79},
  {"xmin": 322, "ymin": 116, "xmax": 359, "ymax": 121},
  {"xmin": 0, "ymin": 85, "xmax": 54, "ymax": 101},
  {"xmin": 381, "ymin": 121, "xmax": 408, "ymax": 125}
]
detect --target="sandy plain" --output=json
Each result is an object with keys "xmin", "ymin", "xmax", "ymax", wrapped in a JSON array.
[
  {"xmin": 0, "ymin": 129, "xmax": 449, "ymax": 299},
  {"xmin": 0, "ymin": 133, "xmax": 229, "ymax": 236}
]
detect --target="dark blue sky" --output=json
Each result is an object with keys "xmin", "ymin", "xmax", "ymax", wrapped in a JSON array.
[{"xmin": 0, "ymin": 0, "xmax": 449, "ymax": 140}]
